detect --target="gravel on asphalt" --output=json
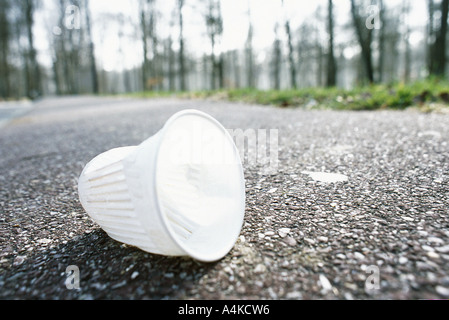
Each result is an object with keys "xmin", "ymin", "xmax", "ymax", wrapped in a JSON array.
[{"xmin": 0, "ymin": 96, "xmax": 448, "ymax": 300}]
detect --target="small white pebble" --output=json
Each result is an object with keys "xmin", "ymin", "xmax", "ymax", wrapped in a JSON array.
[
  {"xmin": 427, "ymin": 251, "xmax": 440, "ymax": 259},
  {"xmin": 399, "ymin": 257, "xmax": 408, "ymax": 264},
  {"xmin": 278, "ymin": 228, "xmax": 291, "ymax": 237},
  {"xmin": 319, "ymin": 274, "xmax": 333, "ymax": 293},
  {"xmin": 254, "ymin": 264, "xmax": 267, "ymax": 274},
  {"xmin": 354, "ymin": 252, "xmax": 365, "ymax": 260},
  {"xmin": 304, "ymin": 238, "xmax": 315, "ymax": 245},
  {"xmin": 317, "ymin": 236, "xmax": 329, "ymax": 243},
  {"xmin": 422, "ymin": 245, "xmax": 435, "ymax": 252},
  {"xmin": 436, "ymin": 286, "xmax": 449, "ymax": 297}
]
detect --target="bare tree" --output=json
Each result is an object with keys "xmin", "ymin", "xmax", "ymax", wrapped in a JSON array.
[
  {"xmin": 315, "ymin": 24, "xmax": 324, "ymax": 87},
  {"xmin": 231, "ymin": 49, "xmax": 241, "ymax": 88},
  {"xmin": 178, "ymin": 0, "xmax": 186, "ymax": 91},
  {"xmin": 429, "ymin": 0, "xmax": 448, "ymax": 76},
  {"xmin": 313, "ymin": 7, "xmax": 324, "ymax": 87},
  {"xmin": 84, "ymin": 0, "xmax": 99, "ymax": 93},
  {"xmin": 272, "ymin": 23, "xmax": 282, "ymax": 90},
  {"xmin": 375, "ymin": 2, "xmax": 402, "ymax": 83},
  {"xmin": 326, "ymin": 0, "xmax": 337, "ymax": 87},
  {"xmin": 297, "ymin": 23, "xmax": 314, "ymax": 87},
  {"xmin": 23, "ymin": 0, "xmax": 41, "ymax": 98},
  {"xmin": 377, "ymin": 0, "xmax": 386, "ymax": 82},
  {"xmin": 204, "ymin": 0, "xmax": 224, "ymax": 89},
  {"xmin": 245, "ymin": 2, "xmax": 255, "ymax": 88},
  {"xmin": 350, "ymin": 0, "xmax": 375, "ymax": 83},
  {"xmin": 53, "ymin": 0, "xmax": 83, "ymax": 94},
  {"xmin": 68, "ymin": 0, "xmax": 82, "ymax": 94},
  {"xmin": 427, "ymin": 0, "xmax": 435, "ymax": 73},
  {"xmin": 0, "ymin": 0, "xmax": 11, "ymax": 99},
  {"xmin": 54, "ymin": 0, "xmax": 70, "ymax": 94},
  {"xmin": 167, "ymin": 18, "xmax": 176, "ymax": 91},
  {"xmin": 139, "ymin": 0, "xmax": 156, "ymax": 91},
  {"xmin": 402, "ymin": 0, "xmax": 411, "ymax": 82},
  {"xmin": 282, "ymin": 0, "xmax": 297, "ymax": 89}
]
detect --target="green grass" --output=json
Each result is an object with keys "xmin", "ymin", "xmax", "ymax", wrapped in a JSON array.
[
  {"xmin": 119, "ymin": 90, "xmax": 180, "ymax": 99},
  {"xmin": 126, "ymin": 78, "xmax": 449, "ymax": 112}
]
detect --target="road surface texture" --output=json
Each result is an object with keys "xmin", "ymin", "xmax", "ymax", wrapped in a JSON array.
[{"xmin": 0, "ymin": 96, "xmax": 448, "ymax": 300}]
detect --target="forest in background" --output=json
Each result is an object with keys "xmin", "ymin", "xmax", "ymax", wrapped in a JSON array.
[{"xmin": 0, "ymin": 0, "xmax": 448, "ymax": 101}]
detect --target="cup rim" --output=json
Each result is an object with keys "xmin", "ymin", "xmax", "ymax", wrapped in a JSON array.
[{"xmin": 152, "ymin": 109, "xmax": 246, "ymax": 262}]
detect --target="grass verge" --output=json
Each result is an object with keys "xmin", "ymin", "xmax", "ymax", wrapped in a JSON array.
[{"xmin": 126, "ymin": 78, "xmax": 449, "ymax": 112}]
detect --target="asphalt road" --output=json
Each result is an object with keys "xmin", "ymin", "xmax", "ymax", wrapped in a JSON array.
[
  {"xmin": 0, "ymin": 101, "xmax": 33, "ymax": 129},
  {"xmin": 0, "ymin": 96, "xmax": 448, "ymax": 300}
]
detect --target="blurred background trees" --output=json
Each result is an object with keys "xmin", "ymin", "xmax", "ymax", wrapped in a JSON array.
[{"xmin": 0, "ymin": 0, "xmax": 448, "ymax": 100}]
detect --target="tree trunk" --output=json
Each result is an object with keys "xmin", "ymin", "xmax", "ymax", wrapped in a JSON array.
[
  {"xmin": 427, "ymin": 0, "xmax": 435, "ymax": 73},
  {"xmin": 24, "ymin": 0, "xmax": 41, "ymax": 98},
  {"xmin": 218, "ymin": 53, "xmax": 224, "ymax": 88},
  {"xmin": 317, "ymin": 40, "xmax": 323, "ymax": 87},
  {"xmin": 430, "ymin": 0, "xmax": 448, "ymax": 76},
  {"xmin": 210, "ymin": 36, "xmax": 217, "ymax": 90},
  {"xmin": 205, "ymin": 0, "xmax": 223, "ymax": 90},
  {"xmin": 168, "ymin": 36, "xmax": 175, "ymax": 91},
  {"xmin": 202, "ymin": 54, "xmax": 209, "ymax": 89},
  {"xmin": 285, "ymin": 20, "xmax": 297, "ymax": 89},
  {"xmin": 232, "ymin": 50, "xmax": 241, "ymax": 88},
  {"xmin": 56, "ymin": 0, "xmax": 68, "ymax": 94},
  {"xmin": 0, "ymin": 0, "xmax": 11, "ymax": 99},
  {"xmin": 85, "ymin": 0, "xmax": 99, "ymax": 94},
  {"xmin": 272, "ymin": 24, "xmax": 281, "ymax": 90},
  {"xmin": 52, "ymin": 59, "xmax": 61, "ymax": 96},
  {"xmin": 140, "ymin": 0, "xmax": 149, "ymax": 91},
  {"xmin": 67, "ymin": 19, "xmax": 79, "ymax": 95},
  {"xmin": 281, "ymin": 0, "xmax": 296, "ymax": 89},
  {"xmin": 178, "ymin": 0, "xmax": 186, "ymax": 91},
  {"xmin": 245, "ymin": 22, "xmax": 255, "ymax": 88},
  {"xmin": 350, "ymin": 0, "xmax": 374, "ymax": 83},
  {"xmin": 326, "ymin": 0, "xmax": 337, "ymax": 87},
  {"xmin": 402, "ymin": 0, "xmax": 411, "ymax": 82},
  {"xmin": 378, "ymin": 0, "xmax": 386, "ymax": 82}
]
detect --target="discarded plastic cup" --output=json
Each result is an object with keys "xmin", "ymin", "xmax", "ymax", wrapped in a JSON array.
[{"xmin": 78, "ymin": 109, "xmax": 246, "ymax": 262}]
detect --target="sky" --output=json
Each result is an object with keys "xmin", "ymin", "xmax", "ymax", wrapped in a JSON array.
[
  {"xmin": 86, "ymin": 0, "xmax": 325, "ymax": 71},
  {"xmin": 35, "ymin": 0, "xmax": 430, "ymax": 72}
]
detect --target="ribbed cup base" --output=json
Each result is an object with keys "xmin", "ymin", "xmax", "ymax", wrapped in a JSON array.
[{"xmin": 78, "ymin": 147, "xmax": 158, "ymax": 252}]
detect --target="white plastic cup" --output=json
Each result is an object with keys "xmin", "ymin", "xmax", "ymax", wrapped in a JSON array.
[{"xmin": 78, "ymin": 110, "xmax": 246, "ymax": 262}]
